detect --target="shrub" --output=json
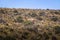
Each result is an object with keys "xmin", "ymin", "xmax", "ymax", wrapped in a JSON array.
[
  {"xmin": 27, "ymin": 26, "xmax": 38, "ymax": 33},
  {"xmin": 28, "ymin": 13, "xmax": 37, "ymax": 17},
  {"xmin": 52, "ymin": 36, "xmax": 57, "ymax": 40},
  {"xmin": 16, "ymin": 16, "xmax": 24, "ymax": 23},
  {"xmin": 54, "ymin": 26, "xmax": 60, "ymax": 34},
  {"xmin": 0, "ymin": 9, "xmax": 4, "ymax": 14},
  {"xmin": 0, "ymin": 9, "xmax": 7, "ymax": 14},
  {"xmin": 48, "ymin": 32, "xmax": 52, "ymax": 35},
  {"xmin": 39, "ymin": 12, "xmax": 46, "ymax": 16},
  {"xmin": 46, "ymin": 9, "xmax": 49, "ymax": 10},
  {"xmin": 24, "ymin": 20, "xmax": 34, "ymax": 26},
  {"xmin": 21, "ymin": 28, "xmax": 41, "ymax": 40},
  {"xmin": 33, "ymin": 34, "xmax": 42, "ymax": 40},
  {"xmin": 43, "ymin": 32, "xmax": 49, "ymax": 40},
  {"xmin": 36, "ymin": 17, "xmax": 43, "ymax": 21},
  {"xmin": 51, "ymin": 16, "xmax": 58, "ymax": 21},
  {"xmin": 0, "ymin": 19, "xmax": 6, "ymax": 24},
  {"xmin": 13, "ymin": 9, "xmax": 18, "ymax": 13},
  {"xmin": 21, "ymin": 31, "xmax": 30, "ymax": 39},
  {"xmin": 54, "ymin": 11, "xmax": 60, "ymax": 15}
]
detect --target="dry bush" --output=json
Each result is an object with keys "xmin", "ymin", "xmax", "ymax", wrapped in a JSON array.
[
  {"xmin": 39, "ymin": 12, "xmax": 46, "ymax": 16},
  {"xmin": 28, "ymin": 13, "xmax": 37, "ymax": 17},
  {"xmin": 54, "ymin": 26, "xmax": 60, "ymax": 34},
  {"xmin": 50, "ymin": 16, "xmax": 58, "ymax": 22},
  {"xmin": 24, "ymin": 20, "xmax": 34, "ymax": 26},
  {"xmin": 15, "ymin": 16, "xmax": 24, "ymax": 23},
  {"xmin": 54, "ymin": 11, "xmax": 60, "ymax": 15}
]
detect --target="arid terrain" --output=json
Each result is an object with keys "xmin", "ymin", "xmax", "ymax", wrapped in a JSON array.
[{"xmin": 0, "ymin": 8, "xmax": 60, "ymax": 40}]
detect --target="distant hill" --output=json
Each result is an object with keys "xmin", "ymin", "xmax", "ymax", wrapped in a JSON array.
[{"xmin": 0, "ymin": 8, "xmax": 60, "ymax": 40}]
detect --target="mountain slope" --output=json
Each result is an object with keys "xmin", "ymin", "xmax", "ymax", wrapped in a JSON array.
[{"xmin": 0, "ymin": 8, "xmax": 60, "ymax": 40}]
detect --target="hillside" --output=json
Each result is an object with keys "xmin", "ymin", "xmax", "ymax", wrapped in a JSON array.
[{"xmin": 0, "ymin": 8, "xmax": 60, "ymax": 40}]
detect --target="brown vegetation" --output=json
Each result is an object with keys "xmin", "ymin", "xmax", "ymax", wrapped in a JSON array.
[{"xmin": 0, "ymin": 8, "xmax": 60, "ymax": 40}]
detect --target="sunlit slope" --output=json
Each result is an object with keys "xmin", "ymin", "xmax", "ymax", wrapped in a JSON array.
[{"xmin": 0, "ymin": 8, "xmax": 60, "ymax": 40}]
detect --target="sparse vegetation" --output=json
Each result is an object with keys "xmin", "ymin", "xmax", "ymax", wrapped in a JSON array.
[{"xmin": 0, "ymin": 8, "xmax": 60, "ymax": 40}]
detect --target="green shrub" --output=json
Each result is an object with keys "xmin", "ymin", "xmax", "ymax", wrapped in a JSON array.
[
  {"xmin": 16, "ymin": 16, "xmax": 24, "ymax": 23},
  {"xmin": 54, "ymin": 26, "xmax": 60, "ymax": 34},
  {"xmin": 24, "ymin": 21, "xmax": 33, "ymax": 26}
]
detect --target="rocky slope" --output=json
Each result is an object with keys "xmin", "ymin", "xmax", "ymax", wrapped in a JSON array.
[{"xmin": 0, "ymin": 8, "xmax": 60, "ymax": 40}]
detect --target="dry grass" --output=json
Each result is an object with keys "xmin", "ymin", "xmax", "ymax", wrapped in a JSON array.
[{"xmin": 0, "ymin": 8, "xmax": 60, "ymax": 40}]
